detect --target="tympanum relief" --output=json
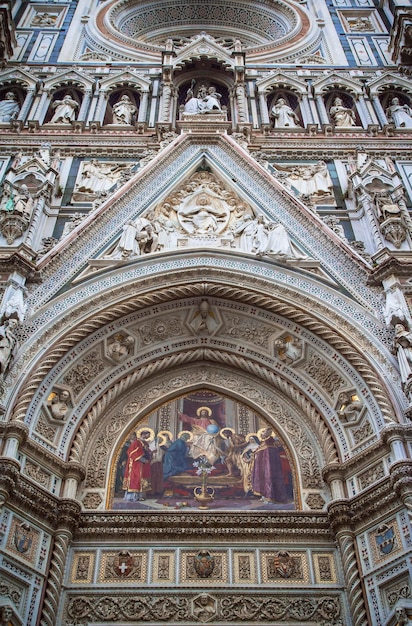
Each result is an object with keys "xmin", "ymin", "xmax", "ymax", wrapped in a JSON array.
[{"xmin": 101, "ymin": 170, "xmax": 307, "ymax": 262}]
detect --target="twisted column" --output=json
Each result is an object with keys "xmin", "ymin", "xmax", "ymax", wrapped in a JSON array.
[
  {"xmin": 39, "ymin": 500, "xmax": 81, "ymax": 626},
  {"xmin": 328, "ymin": 500, "xmax": 368, "ymax": 626}
]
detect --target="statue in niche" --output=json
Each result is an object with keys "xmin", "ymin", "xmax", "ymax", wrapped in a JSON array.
[
  {"xmin": 329, "ymin": 97, "xmax": 356, "ymax": 127},
  {"xmin": 50, "ymin": 94, "xmax": 78, "ymax": 124},
  {"xmin": 0, "ymin": 318, "xmax": 18, "ymax": 375},
  {"xmin": 1, "ymin": 289, "xmax": 27, "ymax": 323},
  {"xmin": 384, "ymin": 286, "xmax": 409, "ymax": 326},
  {"xmin": 183, "ymin": 80, "xmax": 223, "ymax": 115},
  {"xmin": 1, "ymin": 184, "xmax": 33, "ymax": 219},
  {"xmin": 112, "ymin": 94, "xmax": 137, "ymax": 125},
  {"xmin": 386, "ymin": 97, "xmax": 412, "ymax": 128},
  {"xmin": 108, "ymin": 217, "xmax": 159, "ymax": 259},
  {"xmin": 393, "ymin": 323, "xmax": 412, "ymax": 385},
  {"xmin": 48, "ymin": 389, "xmax": 71, "ymax": 420},
  {"xmin": 275, "ymin": 162, "xmax": 334, "ymax": 199},
  {"xmin": 270, "ymin": 98, "xmax": 301, "ymax": 128},
  {"xmin": 0, "ymin": 92, "xmax": 20, "ymax": 123},
  {"xmin": 373, "ymin": 191, "xmax": 401, "ymax": 222},
  {"xmin": 74, "ymin": 160, "xmax": 127, "ymax": 197}
]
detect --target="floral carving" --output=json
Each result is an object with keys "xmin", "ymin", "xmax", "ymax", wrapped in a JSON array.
[
  {"xmin": 23, "ymin": 461, "xmax": 50, "ymax": 487},
  {"xmin": 303, "ymin": 352, "xmax": 345, "ymax": 396},
  {"xmin": 305, "ymin": 493, "xmax": 325, "ymax": 510},
  {"xmin": 138, "ymin": 317, "xmax": 183, "ymax": 344},
  {"xmin": 351, "ymin": 421, "xmax": 374, "ymax": 445},
  {"xmin": 224, "ymin": 314, "xmax": 273, "ymax": 347},
  {"xmin": 63, "ymin": 351, "xmax": 106, "ymax": 396},
  {"xmin": 82, "ymin": 493, "xmax": 103, "ymax": 509}
]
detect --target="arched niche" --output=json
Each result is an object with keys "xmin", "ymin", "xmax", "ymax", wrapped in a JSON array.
[
  {"xmin": 104, "ymin": 88, "xmax": 140, "ymax": 126},
  {"xmin": 43, "ymin": 87, "xmax": 83, "ymax": 125},
  {"xmin": 324, "ymin": 90, "xmax": 361, "ymax": 127},
  {"xmin": 107, "ymin": 389, "xmax": 296, "ymax": 512},
  {"xmin": 267, "ymin": 90, "xmax": 302, "ymax": 128}
]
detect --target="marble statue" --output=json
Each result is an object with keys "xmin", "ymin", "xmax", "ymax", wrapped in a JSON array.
[
  {"xmin": 254, "ymin": 215, "xmax": 297, "ymax": 258},
  {"xmin": 277, "ymin": 162, "xmax": 333, "ymax": 198},
  {"xmin": 112, "ymin": 94, "xmax": 137, "ymax": 125},
  {"xmin": 385, "ymin": 97, "xmax": 412, "ymax": 128},
  {"xmin": 393, "ymin": 323, "xmax": 412, "ymax": 384},
  {"xmin": 1, "ymin": 289, "xmax": 27, "ymax": 323},
  {"xmin": 183, "ymin": 82, "xmax": 222, "ymax": 115},
  {"xmin": 329, "ymin": 97, "xmax": 356, "ymax": 127},
  {"xmin": 0, "ymin": 606, "xmax": 13, "ymax": 626},
  {"xmin": 274, "ymin": 336, "xmax": 303, "ymax": 363},
  {"xmin": 384, "ymin": 287, "xmax": 409, "ymax": 326},
  {"xmin": 154, "ymin": 204, "xmax": 180, "ymax": 249},
  {"xmin": 75, "ymin": 160, "xmax": 125, "ymax": 195},
  {"xmin": 179, "ymin": 193, "xmax": 227, "ymax": 234},
  {"xmin": 108, "ymin": 217, "xmax": 159, "ymax": 259},
  {"xmin": 50, "ymin": 94, "xmax": 78, "ymax": 124},
  {"xmin": 1, "ymin": 184, "xmax": 33, "ymax": 219},
  {"xmin": 0, "ymin": 318, "xmax": 18, "ymax": 375},
  {"xmin": 373, "ymin": 191, "xmax": 401, "ymax": 222},
  {"xmin": 233, "ymin": 214, "xmax": 258, "ymax": 253},
  {"xmin": 0, "ymin": 92, "xmax": 20, "ymax": 123},
  {"xmin": 270, "ymin": 98, "xmax": 301, "ymax": 128}
]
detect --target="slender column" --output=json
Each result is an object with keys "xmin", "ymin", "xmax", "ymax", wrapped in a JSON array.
[
  {"xmin": 25, "ymin": 192, "xmax": 47, "ymax": 248},
  {"xmin": 235, "ymin": 82, "xmax": 248, "ymax": 123},
  {"xmin": 35, "ymin": 90, "xmax": 51, "ymax": 123},
  {"xmin": 258, "ymin": 91, "xmax": 270, "ymax": 124},
  {"xmin": 77, "ymin": 89, "xmax": 91, "ymax": 122},
  {"xmin": 316, "ymin": 94, "xmax": 329, "ymax": 125},
  {"xmin": 18, "ymin": 88, "xmax": 35, "ymax": 122},
  {"xmin": 138, "ymin": 90, "xmax": 149, "ymax": 123},
  {"xmin": 300, "ymin": 94, "xmax": 314, "ymax": 125},
  {"xmin": 39, "ymin": 500, "xmax": 81, "ymax": 626},
  {"xmin": 372, "ymin": 95, "xmax": 388, "ymax": 127},
  {"xmin": 93, "ymin": 91, "xmax": 108, "ymax": 123},
  {"xmin": 357, "ymin": 95, "xmax": 372, "ymax": 127}
]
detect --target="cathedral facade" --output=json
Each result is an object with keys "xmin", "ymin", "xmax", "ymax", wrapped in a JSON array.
[{"xmin": 0, "ymin": 0, "xmax": 412, "ymax": 624}]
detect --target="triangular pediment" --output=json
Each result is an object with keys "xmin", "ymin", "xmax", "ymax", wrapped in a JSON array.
[{"xmin": 33, "ymin": 132, "xmax": 377, "ymax": 313}]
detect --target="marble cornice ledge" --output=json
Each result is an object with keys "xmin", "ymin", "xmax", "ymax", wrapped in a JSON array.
[
  {"xmin": 0, "ymin": 457, "xmax": 21, "ymax": 502},
  {"xmin": 21, "ymin": 434, "xmax": 86, "ymax": 480},
  {"xmin": 2, "ymin": 468, "xmax": 82, "ymax": 530},
  {"xmin": 327, "ymin": 477, "xmax": 400, "ymax": 530},
  {"xmin": 76, "ymin": 511, "xmax": 333, "ymax": 542}
]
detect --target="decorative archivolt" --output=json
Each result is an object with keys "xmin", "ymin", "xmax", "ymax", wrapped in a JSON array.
[
  {"xmin": 10, "ymin": 274, "xmax": 398, "ymax": 440},
  {"xmin": 256, "ymin": 72, "xmax": 308, "ymax": 96}
]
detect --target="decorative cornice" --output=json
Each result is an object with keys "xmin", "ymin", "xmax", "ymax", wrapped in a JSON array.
[{"xmin": 76, "ymin": 510, "xmax": 332, "ymax": 542}]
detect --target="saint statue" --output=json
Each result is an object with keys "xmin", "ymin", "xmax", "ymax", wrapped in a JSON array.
[
  {"xmin": 329, "ymin": 97, "xmax": 356, "ymax": 127},
  {"xmin": 385, "ymin": 97, "xmax": 412, "ymax": 128},
  {"xmin": 270, "ymin": 98, "xmax": 301, "ymax": 128},
  {"xmin": 183, "ymin": 81, "xmax": 223, "ymax": 115},
  {"xmin": 0, "ymin": 318, "xmax": 18, "ymax": 375},
  {"xmin": 0, "ymin": 92, "xmax": 20, "ymax": 123},
  {"xmin": 393, "ymin": 323, "xmax": 412, "ymax": 384},
  {"xmin": 112, "ymin": 94, "xmax": 137, "ymax": 125},
  {"xmin": 50, "ymin": 94, "xmax": 78, "ymax": 124}
]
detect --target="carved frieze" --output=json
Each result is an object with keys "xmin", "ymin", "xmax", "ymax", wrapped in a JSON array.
[{"xmin": 65, "ymin": 592, "xmax": 343, "ymax": 623}]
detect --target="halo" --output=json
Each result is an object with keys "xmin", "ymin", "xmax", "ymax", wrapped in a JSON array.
[
  {"xmin": 136, "ymin": 426, "xmax": 155, "ymax": 442},
  {"xmin": 157, "ymin": 430, "xmax": 173, "ymax": 446},
  {"xmin": 178, "ymin": 430, "xmax": 194, "ymax": 442},
  {"xmin": 257, "ymin": 427, "xmax": 274, "ymax": 441},
  {"xmin": 220, "ymin": 427, "xmax": 235, "ymax": 439},
  {"xmin": 196, "ymin": 406, "xmax": 212, "ymax": 416}
]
